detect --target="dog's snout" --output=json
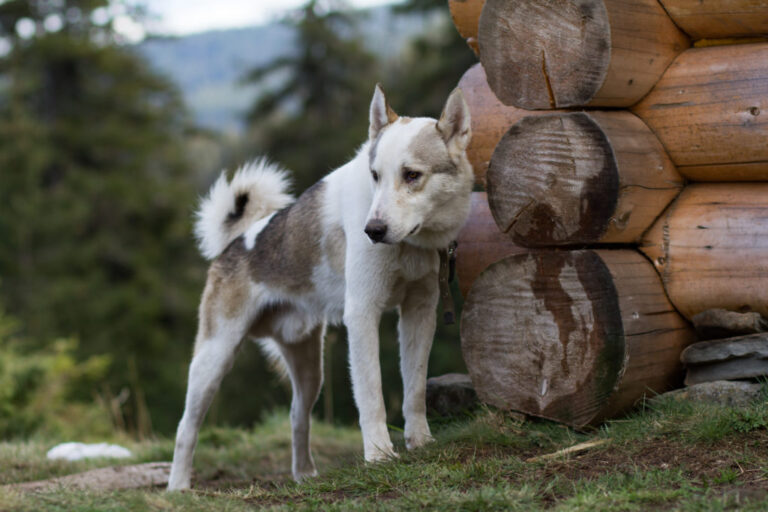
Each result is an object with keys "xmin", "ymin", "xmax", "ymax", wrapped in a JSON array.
[{"xmin": 364, "ymin": 219, "xmax": 388, "ymax": 243}]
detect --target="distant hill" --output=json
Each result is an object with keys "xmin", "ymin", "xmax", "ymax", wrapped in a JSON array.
[{"xmin": 136, "ymin": 6, "xmax": 437, "ymax": 134}]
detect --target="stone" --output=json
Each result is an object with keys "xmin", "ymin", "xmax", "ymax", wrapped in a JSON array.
[
  {"xmin": 663, "ymin": 380, "xmax": 764, "ymax": 408},
  {"xmin": 681, "ymin": 333, "xmax": 768, "ymax": 365},
  {"xmin": 681, "ymin": 333, "xmax": 768, "ymax": 385},
  {"xmin": 426, "ymin": 373, "xmax": 479, "ymax": 417},
  {"xmin": 692, "ymin": 309, "xmax": 768, "ymax": 341}
]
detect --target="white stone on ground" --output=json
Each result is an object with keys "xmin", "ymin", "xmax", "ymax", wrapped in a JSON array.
[{"xmin": 46, "ymin": 442, "xmax": 133, "ymax": 461}]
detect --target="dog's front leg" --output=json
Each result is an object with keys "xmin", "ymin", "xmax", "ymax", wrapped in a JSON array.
[
  {"xmin": 344, "ymin": 299, "xmax": 396, "ymax": 462},
  {"xmin": 399, "ymin": 276, "xmax": 439, "ymax": 451}
]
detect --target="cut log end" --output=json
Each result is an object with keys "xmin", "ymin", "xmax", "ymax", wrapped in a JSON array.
[
  {"xmin": 479, "ymin": 0, "xmax": 611, "ymax": 109},
  {"xmin": 461, "ymin": 251, "xmax": 626, "ymax": 426}
]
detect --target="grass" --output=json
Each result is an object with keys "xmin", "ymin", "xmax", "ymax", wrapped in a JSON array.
[{"xmin": 2, "ymin": 390, "xmax": 768, "ymax": 511}]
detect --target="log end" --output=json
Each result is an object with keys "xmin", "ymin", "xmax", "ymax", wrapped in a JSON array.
[{"xmin": 460, "ymin": 251, "xmax": 626, "ymax": 426}]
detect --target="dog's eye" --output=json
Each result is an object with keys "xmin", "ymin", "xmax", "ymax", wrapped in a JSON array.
[
  {"xmin": 403, "ymin": 169, "xmax": 422, "ymax": 183},
  {"xmin": 371, "ymin": 170, "xmax": 379, "ymax": 183}
]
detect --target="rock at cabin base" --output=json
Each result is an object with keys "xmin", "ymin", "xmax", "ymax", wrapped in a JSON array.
[
  {"xmin": 692, "ymin": 309, "xmax": 768, "ymax": 341},
  {"xmin": 426, "ymin": 373, "xmax": 479, "ymax": 417},
  {"xmin": 681, "ymin": 333, "xmax": 768, "ymax": 385},
  {"xmin": 663, "ymin": 381, "xmax": 764, "ymax": 408}
]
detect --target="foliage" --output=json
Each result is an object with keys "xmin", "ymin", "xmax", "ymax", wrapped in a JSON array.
[
  {"xmin": 0, "ymin": 0, "xmax": 205, "ymax": 436},
  {"xmin": 0, "ymin": 305, "xmax": 113, "ymax": 440}
]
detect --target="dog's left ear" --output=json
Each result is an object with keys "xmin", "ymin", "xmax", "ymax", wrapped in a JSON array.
[
  {"xmin": 369, "ymin": 84, "xmax": 398, "ymax": 141},
  {"xmin": 437, "ymin": 88, "xmax": 471, "ymax": 154}
]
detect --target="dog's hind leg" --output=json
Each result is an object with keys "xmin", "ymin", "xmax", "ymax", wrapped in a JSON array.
[
  {"xmin": 276, "ymin": 324, "xmax": 325, "ymax": 482},
  {"xmin": 168, "ymin": 281, "xmax": 254, "ymax": 491},
  {"xmin": 399, "ymin": 275, "xmax": 439, "ymax": 451}
]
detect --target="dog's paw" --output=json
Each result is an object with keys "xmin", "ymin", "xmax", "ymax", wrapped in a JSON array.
[
  {"xmin": 405, "ymin": 431, "xmax": 435, "ymax": 451},
  {"xmin": 293, "ymin": 467, "xmax": 318, "ymax": 483},
  {"xmin": 364, "ymin": 442, "xmax": 398, "ymax": 463}
]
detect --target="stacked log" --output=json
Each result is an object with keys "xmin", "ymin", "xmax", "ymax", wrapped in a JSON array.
[
  {"xmin": 487, "ymin": 111, "xmax": 683, "ymax": 246},
  {"xmin": 461, "ymin": 250, "xmax": 692, "ymax": 426},
  {"xmin": 450, "ymin": 0, "xmax": 768, "ymax": 426},
  {"xmin": 640, "ymin": 184, "xmax": 768, "ymax": 320},
  {"xmin": 478, "ymin": 0, "xmax": 689, "ymax": 108},
  {"xmin": 632, "ymin": 43, "xmax": 768, "ymax": 181}
]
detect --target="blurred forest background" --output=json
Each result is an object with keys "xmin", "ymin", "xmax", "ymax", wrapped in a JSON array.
[{"xmin": 0, "ymin": 0, "xmax": 475, "ymax": 440}]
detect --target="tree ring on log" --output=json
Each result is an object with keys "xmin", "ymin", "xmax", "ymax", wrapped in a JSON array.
[
  {"xmin": 486, "ymin": 113, "xmax": 619, "ymax": 247},
  {"xmin": 478, "ymin": 0, "xmax": 611, "ymax": 109},
  {"xmin": 460, "ymin": 251, "xmax": 626, "ymax": 426}
]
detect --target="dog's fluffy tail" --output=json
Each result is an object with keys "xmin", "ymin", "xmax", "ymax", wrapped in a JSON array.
[{"xmin": 195, "ymin": 159, "xmax": 293, "ymax": 260}]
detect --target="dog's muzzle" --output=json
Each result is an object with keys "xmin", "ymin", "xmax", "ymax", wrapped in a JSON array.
[{"xmin": 364, "ymin": 219, "xmax": 388, "ymax": 243}]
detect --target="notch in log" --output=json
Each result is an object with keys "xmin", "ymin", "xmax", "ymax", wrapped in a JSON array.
[
  {"xmin": 455, "ymin": 192, "xmax": 525, "ymax": 298},
  {"xmin": 486, "ymin": 111, "xmax": 683, "ymax": 247},
  {"xmin": 478, "ymin": 0, "xmax": 689, "ymax": 109},
  {"xmin": 457, "ymin": 63, "xmax": 559, "ymax": 186},
  {"xmin": 460, "ymin": 249, "xmax": 695, "ymax": 427}
]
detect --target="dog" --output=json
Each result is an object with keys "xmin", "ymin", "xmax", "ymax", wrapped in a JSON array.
[{"xmin": 167, "ymin": 85, "xmax": 473, "ymax": 490}]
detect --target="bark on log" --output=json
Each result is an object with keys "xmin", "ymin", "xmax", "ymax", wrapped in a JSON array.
[
  {"xmin": 640, "ymin": 184, "xmax": 768, "ymax": 320},
  {"xmin": 658, "ymin": 0, "xmax": 768, "ymax": 40},
  {"xmin": 448, "ymin": 0, "xmax": 485, "ymax": 55},
  {"xmin": 457, "ymin": 63, "xmax": 552, "ymax": 186},
  {"xmin": 478, "ymin": 0, "xmax": 689, "ymax": 109},
  {"xmin": 455, "ymin": 192, "xmax": 525, "ymax": 298},
  {"xmin": 461, "ymin": 249, "xmax": 695, "ymax": 427},
  {"xmin": 486, "ymin": 111, "xmax": 684, "ymax": 247},
  {"xmin": 632, "ymin": 43, "xmax": 768, "ymax": 181}
]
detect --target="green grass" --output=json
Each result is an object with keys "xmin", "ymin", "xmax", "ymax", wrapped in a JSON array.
[{"xmin": 2, "ymin": 391, "xmax": 768, "ymax": 511}]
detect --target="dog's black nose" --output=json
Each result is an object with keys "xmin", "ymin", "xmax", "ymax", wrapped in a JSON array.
[{"xmin": 364, "ymin": 219, "xmax": 388, "ymax": 243}]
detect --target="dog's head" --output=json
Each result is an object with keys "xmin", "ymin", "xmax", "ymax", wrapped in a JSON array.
[{"xmin": 364, "ymin": 85, "xmax": 473, "ymax": 249}]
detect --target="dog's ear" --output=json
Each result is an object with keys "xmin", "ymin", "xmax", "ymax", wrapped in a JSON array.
[
  {"xmin": 369, "ymin": 84, "xmax": 398, "ymax": 141},
  {"xmin": 437, "ymin": 88, "xmax": 471, "ymax": 154}
]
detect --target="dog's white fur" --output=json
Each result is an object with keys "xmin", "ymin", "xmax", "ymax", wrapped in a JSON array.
[{"xmin": 168, "ymin": 86, "xmax": 473, "ymax": 490}]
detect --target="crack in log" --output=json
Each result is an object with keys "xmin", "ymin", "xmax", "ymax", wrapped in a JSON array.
[
  {"xmin": 504, "ymin": 198, "xmax": 537, "ymax": 234},
  {"xmin": 541, "ymin": 49, "xmax": 557, "ymax": 109}
]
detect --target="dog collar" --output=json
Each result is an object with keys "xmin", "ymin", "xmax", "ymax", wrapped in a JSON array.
[{"xmin": 438, "ymin": 241, "xmax": 458, "ymax": 325}]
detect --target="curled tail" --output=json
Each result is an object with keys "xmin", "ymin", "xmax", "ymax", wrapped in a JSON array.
[{"xmin": 195, "ymin": 159, "xmax": 293, "ymax": 260}]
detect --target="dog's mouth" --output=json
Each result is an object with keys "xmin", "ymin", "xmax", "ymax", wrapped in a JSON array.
[{"xmin": 408, "ymin": 224, "xmax": 420, "ymax": 236}]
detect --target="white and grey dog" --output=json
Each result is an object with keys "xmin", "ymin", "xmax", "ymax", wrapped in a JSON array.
[{"xmin": 167, "ymin": 85, "xmax": 473, "ymax": 490}]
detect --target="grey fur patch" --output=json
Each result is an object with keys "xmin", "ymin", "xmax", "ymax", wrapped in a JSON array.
[
  {"xmin": 246, "ymin": 180, "xmax": 327, "ymax": 293},
  {"xmin": 409, "ymin": 124, "xmax": 458, "ymax": 175},
  {"xmin": 324, "ymin": 225, "xmax": 346, "ymax": 275}
]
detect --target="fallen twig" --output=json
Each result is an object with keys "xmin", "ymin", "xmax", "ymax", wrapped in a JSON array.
[{"xmin": 526, "ymin": 439, "xmax": 610, "ymax": 463}]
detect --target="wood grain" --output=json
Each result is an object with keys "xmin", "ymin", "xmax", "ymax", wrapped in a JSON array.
[
  {"xmin": 659, "ymin": 0, "xmax": 768, "ymax": 40},
  {"xmin": 632, "ymin": 43, "xmax": 768, "ymax": 181},
  {"xmin": 478, "ymin": 0, "xmax": 689, "ymax": 109},
  {"xmin": 455, "ymin": 192, "xmax": 526, "ymax": 298},
  {"xmin": 448, "ymin": 0, "xmax": 486, "ymax": 55},
  {"xmin": 486, "ymin": 111, "xmax": 683, "ymax": 247},
  {"xmin": 640, "ymin": 183, "xmax": 768, "ymax": 320},
  {"xmin": 460, "ymin": 249, "xmax": 694, "ymax": 427}
]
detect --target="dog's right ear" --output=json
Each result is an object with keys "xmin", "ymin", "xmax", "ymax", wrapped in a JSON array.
[{"xmin": 369, "ymin": 84, "xmax": 398, "ymax": 141}]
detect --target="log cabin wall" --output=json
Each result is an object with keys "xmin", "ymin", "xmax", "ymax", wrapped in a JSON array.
[{"xmin": 449, "ymin": 0, "xmax": 768, "ymax": 425}]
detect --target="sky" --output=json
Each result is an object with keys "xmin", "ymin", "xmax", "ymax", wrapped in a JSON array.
[{"xmin": 140, "ymin": 0, "xmax": 402, "ymax": 37}]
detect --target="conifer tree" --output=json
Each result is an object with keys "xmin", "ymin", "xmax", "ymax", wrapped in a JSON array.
[{"xmin": 0, "ymin": 0, "xmax": 204, "ymax": 435}]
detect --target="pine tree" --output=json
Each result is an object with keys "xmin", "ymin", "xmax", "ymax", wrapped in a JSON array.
[{"xmin": 0, "ymin": 0, "xmax": 204, "ymax": 436}]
